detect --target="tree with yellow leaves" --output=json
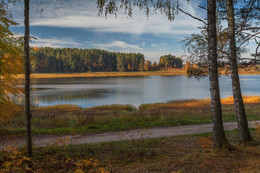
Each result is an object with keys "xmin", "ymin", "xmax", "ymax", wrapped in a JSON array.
[{"xmin": 0, "ymin": 1, "xmax": 23, "ymax": 123}]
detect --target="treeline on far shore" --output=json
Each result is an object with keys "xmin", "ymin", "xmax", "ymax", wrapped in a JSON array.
[{"xmin": 30, "ymin": 47, "xmax": 183, "ymax": 73}]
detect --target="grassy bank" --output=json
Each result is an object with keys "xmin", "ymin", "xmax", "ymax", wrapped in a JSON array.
[
  {"xmin": 1, "ymin": 129, "xmax": 260, "ymax": 172},
  {"xmin": 15, "ymin": 70, "xmax": 187, "ymax": 79},
  {"xmin": 1, "ymin": 96, "xmax": 260, "ymax": 136},
  {"xmin": 14, "ymin": 68, "xmax": 260, "ymax": 79}
]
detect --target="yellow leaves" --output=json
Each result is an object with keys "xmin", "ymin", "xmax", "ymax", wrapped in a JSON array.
[
  {"xmin": 0, "ymin": 2, "xmax": 23, "ymax": 123},
  {"xmin": 73, "ymin": 157, "xmax": 109, "ymax": 173},
  {"xmin": 2, "ymin": 145, "xmax": 31, "ymax": 172},
  {"xmin": 75, "ymin": 169, "xmax": 85, "ymax": 173},
  {"xmin": 75, "ymin": 163, "xmax": 83, "ymax": 167}
]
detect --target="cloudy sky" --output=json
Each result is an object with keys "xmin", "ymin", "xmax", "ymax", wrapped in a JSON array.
[{"xmin": 10, "ymin": 0, "xmax": 207, "ymax": 62}]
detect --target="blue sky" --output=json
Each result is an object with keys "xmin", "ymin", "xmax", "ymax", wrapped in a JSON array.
[{"xmin": 10, "ymin": 0, "xmax": 207, "ymax": 62}]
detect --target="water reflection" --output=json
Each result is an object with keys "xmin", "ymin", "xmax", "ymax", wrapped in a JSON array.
[{"xmin": 16, "ymin": 75, "xmax": 260, "ymax": 108}]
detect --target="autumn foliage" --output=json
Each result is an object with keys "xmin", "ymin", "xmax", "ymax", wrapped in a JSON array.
[
  {"xmin": 198, "ymin": 137, "xmax": 213, "ymax": 149},
  {"xmin": 0, "ymin": 2, "xmax": 23, "ymax": 123}
]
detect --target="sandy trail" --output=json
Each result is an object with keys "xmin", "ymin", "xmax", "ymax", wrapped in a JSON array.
[{"xmin": 1, "ymin": 120, "xmax": 259, "ymax": 150}]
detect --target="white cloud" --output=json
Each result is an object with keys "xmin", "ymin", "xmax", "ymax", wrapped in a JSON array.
[
  {"xmin": 92, "ymin": 40, "xmax": 143, "ymax": 51},
  {"xmin": 11, "ymin": 0, "xmax": 203, "ymax": 36},
  {"xmin": 30, "ymin": 36, "xmax": 81, "ymax": 48}
]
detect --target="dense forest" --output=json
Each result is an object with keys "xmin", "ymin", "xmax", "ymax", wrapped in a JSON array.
[
  {"xmin": 30, "ymin": 47, "xmax": 183, "ymax": 73},
  {"xmin": 159, "ymin": 54, "xmax": 183, "ymax": 69}
]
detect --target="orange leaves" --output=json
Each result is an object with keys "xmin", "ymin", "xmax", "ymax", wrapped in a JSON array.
[
  {"xmin": 0, "ymin": 53, "xmax": 23, "ymax": 123},
  {"xmin": 198, "ymin": 137, "xmax": 213, "ymax": 150},
  {"xmin": 33, "ymin": 47, "xmax": 39, "ymax": 50},
  {"xmin": 0, "ymin": 3, "xmax": 23, "ymax": 123}
]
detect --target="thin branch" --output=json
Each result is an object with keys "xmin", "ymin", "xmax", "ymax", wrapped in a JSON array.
[
  {"xmin": 240, "ymin": 0, "xmax": 257, "ymax": 28},
  {"xmin": 254, "ymin": 42, "xmax": 260, "ymax": 64},
  {"xmin": 239, "ymin": 32, "xmax": 260, "ymax": 39},
  {"xmin": 236, "ymin": 27, "xmax": 260, "ymax": 34},
  {"xmin": 198, "ymin": 5, "xmax": 207, "ymax": 11},
  {"xmin": 239, "ymin": 57, "xmax": 260, "ymax": 62},
  {"xmin": 237, "ymin": 32, "xmax": 260, "ymax": 50},
  {"xmin": 178, "ymin": 8, "xmax": 207, "ymax": 25}
]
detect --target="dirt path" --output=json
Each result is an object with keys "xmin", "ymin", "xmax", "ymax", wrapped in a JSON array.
[{"xmin": 1, "ymin": 120, "xmax": 259, "ymax": 150}]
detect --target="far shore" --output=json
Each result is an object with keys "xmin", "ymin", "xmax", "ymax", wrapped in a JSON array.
[
  {"xmin": 15, "ymin": 70, "xmax": 187, "ymax": 79},
  {"xmin": 14, "ymin": 69, "xmax": 260, "ymax": 79}
]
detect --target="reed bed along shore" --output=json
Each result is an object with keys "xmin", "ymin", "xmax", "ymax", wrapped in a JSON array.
[
  {"xmin": 1, "ymin": 96, "xmax": 260, "ymax": 136},
  {"xmin": 15, "ymin": 70, "xmax": 187, "ymax": 79},
  {"xmin": 13, "ymin": 68, "xmax": 260, "ymax": 79}
]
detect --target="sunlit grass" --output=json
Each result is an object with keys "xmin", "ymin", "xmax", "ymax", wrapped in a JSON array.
[
  {"xmin": 15, "ymin": 70, "xmax": 187, "ymax": 79},
  {"xmin": 84, "ymin": 104, "xmax": 136, "ymax": 112},
  {"xmin": 35, "ymin": 104, "xmax": 82, "ymax": 112},
  {"xmin": 13, "ymin": 68, "xmax": 260, "ymax": 79},
  {"xmin": 221, "ymin": 95, "xmax": 260, "ymax": 104},
  {"xmin": 1, "ymin": 96, "xmax": 260, "ymax": 136}
]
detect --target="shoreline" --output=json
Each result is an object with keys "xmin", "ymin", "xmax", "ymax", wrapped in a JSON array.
[
  {"xmin": 33, "ymin": 95, "xmax": 260, "ymax": 110},
  {"xmin": 14, "ymin": 70, "xmax": 260, "ymax": 79},
  {"xmin": 15, "ymin": 71, "xmax": 186, "ymax": 79}
]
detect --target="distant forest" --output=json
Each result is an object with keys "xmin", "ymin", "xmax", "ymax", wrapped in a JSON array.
[{"xmin": 30, "ymin": 47, "xmax": 183, "ymax": 73}]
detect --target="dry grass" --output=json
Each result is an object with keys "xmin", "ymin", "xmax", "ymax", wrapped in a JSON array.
[
  {"xmin": 84, "ymin": 104, "xmax": 136, "ymax": 112},
  {"xmin": 140, "ymin": 96, "xmax": 260, "ymax": 111},
  {"xmin": 221, "ymin": 96, "xmax": 260, "ymax": 104},
  {"xmin": 13, "ymin": 67, "xmax": 260, "ymax": 79},
  {"xmin": 35, "ymin": 104, "xmax": 82, "ymax": 112},
  {"xmin": 15, "ymin": 70, "xmax": 187, "ymax": 79},
  {"xmin": 2, "ymin": 96, "xmax": 260, "ymax": 136}
]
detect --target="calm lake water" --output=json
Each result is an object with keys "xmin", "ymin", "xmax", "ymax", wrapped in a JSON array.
[{"xmin": 17, "ymin": 75, "xmax": 260, "ymax": 108}]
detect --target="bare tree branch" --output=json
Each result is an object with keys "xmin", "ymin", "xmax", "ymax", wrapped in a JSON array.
[
  {"xmin": 237, "ymin": 32, "xmax": 260, "ymax": 50},
  {"xmin": 254, "ymin": 41, "xmax": 260, "ymax": 64},
  {"xmin": 236, "ymin": 27, "xmax": 260, "ymax": 34},
  {"xmin": 198, "ymin": 5, "xmax": 207, "ymax": 11},
  {"xmin": 178, "ymin": 8, "xmax": 207, "ymax": 25}
]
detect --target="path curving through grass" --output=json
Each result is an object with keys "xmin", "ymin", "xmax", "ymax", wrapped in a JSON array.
[{"xmin": 1, "ymin": 120, "xmax": 259, "ymax": 150}]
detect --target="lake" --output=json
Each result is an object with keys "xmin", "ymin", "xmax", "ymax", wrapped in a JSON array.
[{"xmin": 17, "ymin": 75, "xmax": 260, "ymax": 108}]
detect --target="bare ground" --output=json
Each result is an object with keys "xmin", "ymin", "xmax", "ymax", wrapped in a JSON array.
[{"xmin": 1, "ymin": 120, "xmax": 259, "ymax": 150}]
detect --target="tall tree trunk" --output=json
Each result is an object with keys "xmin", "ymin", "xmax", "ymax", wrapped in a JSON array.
[
  {"xmin": 207, "ymin": 0, "xmax": 230, "ymax": 149},
  {"xmin": 226, "ymin": 0, "xmax": 252, "ymax": 144},
  {"xmin": 24, "ymin": 0, "xmax": 33, "ymax": 158}
]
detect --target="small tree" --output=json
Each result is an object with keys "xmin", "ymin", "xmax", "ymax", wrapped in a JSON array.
[
  {"xmin": 207, "ymin": 0, "xmax": 231, "ymax": 149},
  {"xmin": 144, "ymin": 60, "xmax": 151, "ymax": 71},
  {"xmin": 0, "ymin": 1, "xmax": 23, "ymax": 123},
  {"xmin": 185, "ymin": 61, "xmax": 192, "ymax": 74},
  {"xmin": 226, "ymin": 0, "xmax": 252, "ymax": 144},
  {"xmin": 24, "ymin": 0, "xmax": 33, "ymax": 160}
]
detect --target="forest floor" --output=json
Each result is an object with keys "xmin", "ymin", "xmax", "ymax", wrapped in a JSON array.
[{"xmin": 1, "ymin": 125, "xmax": 260, "ymax": 172}]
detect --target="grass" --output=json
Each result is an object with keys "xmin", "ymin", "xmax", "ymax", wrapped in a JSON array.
[
  {"xmin": 1, "ymin": 96, "xmax": 260, "ymax": 136},
  {"xmin": 15, "ymin": 70, "xmax": 187, "ymax": 79},
  {"xmin": 13, "ymin": 68, "xmax": 260, "ymax": 79},
  {"xmin": 1, "ymin": 129, "xmax": 260, "ymax": 172}
]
